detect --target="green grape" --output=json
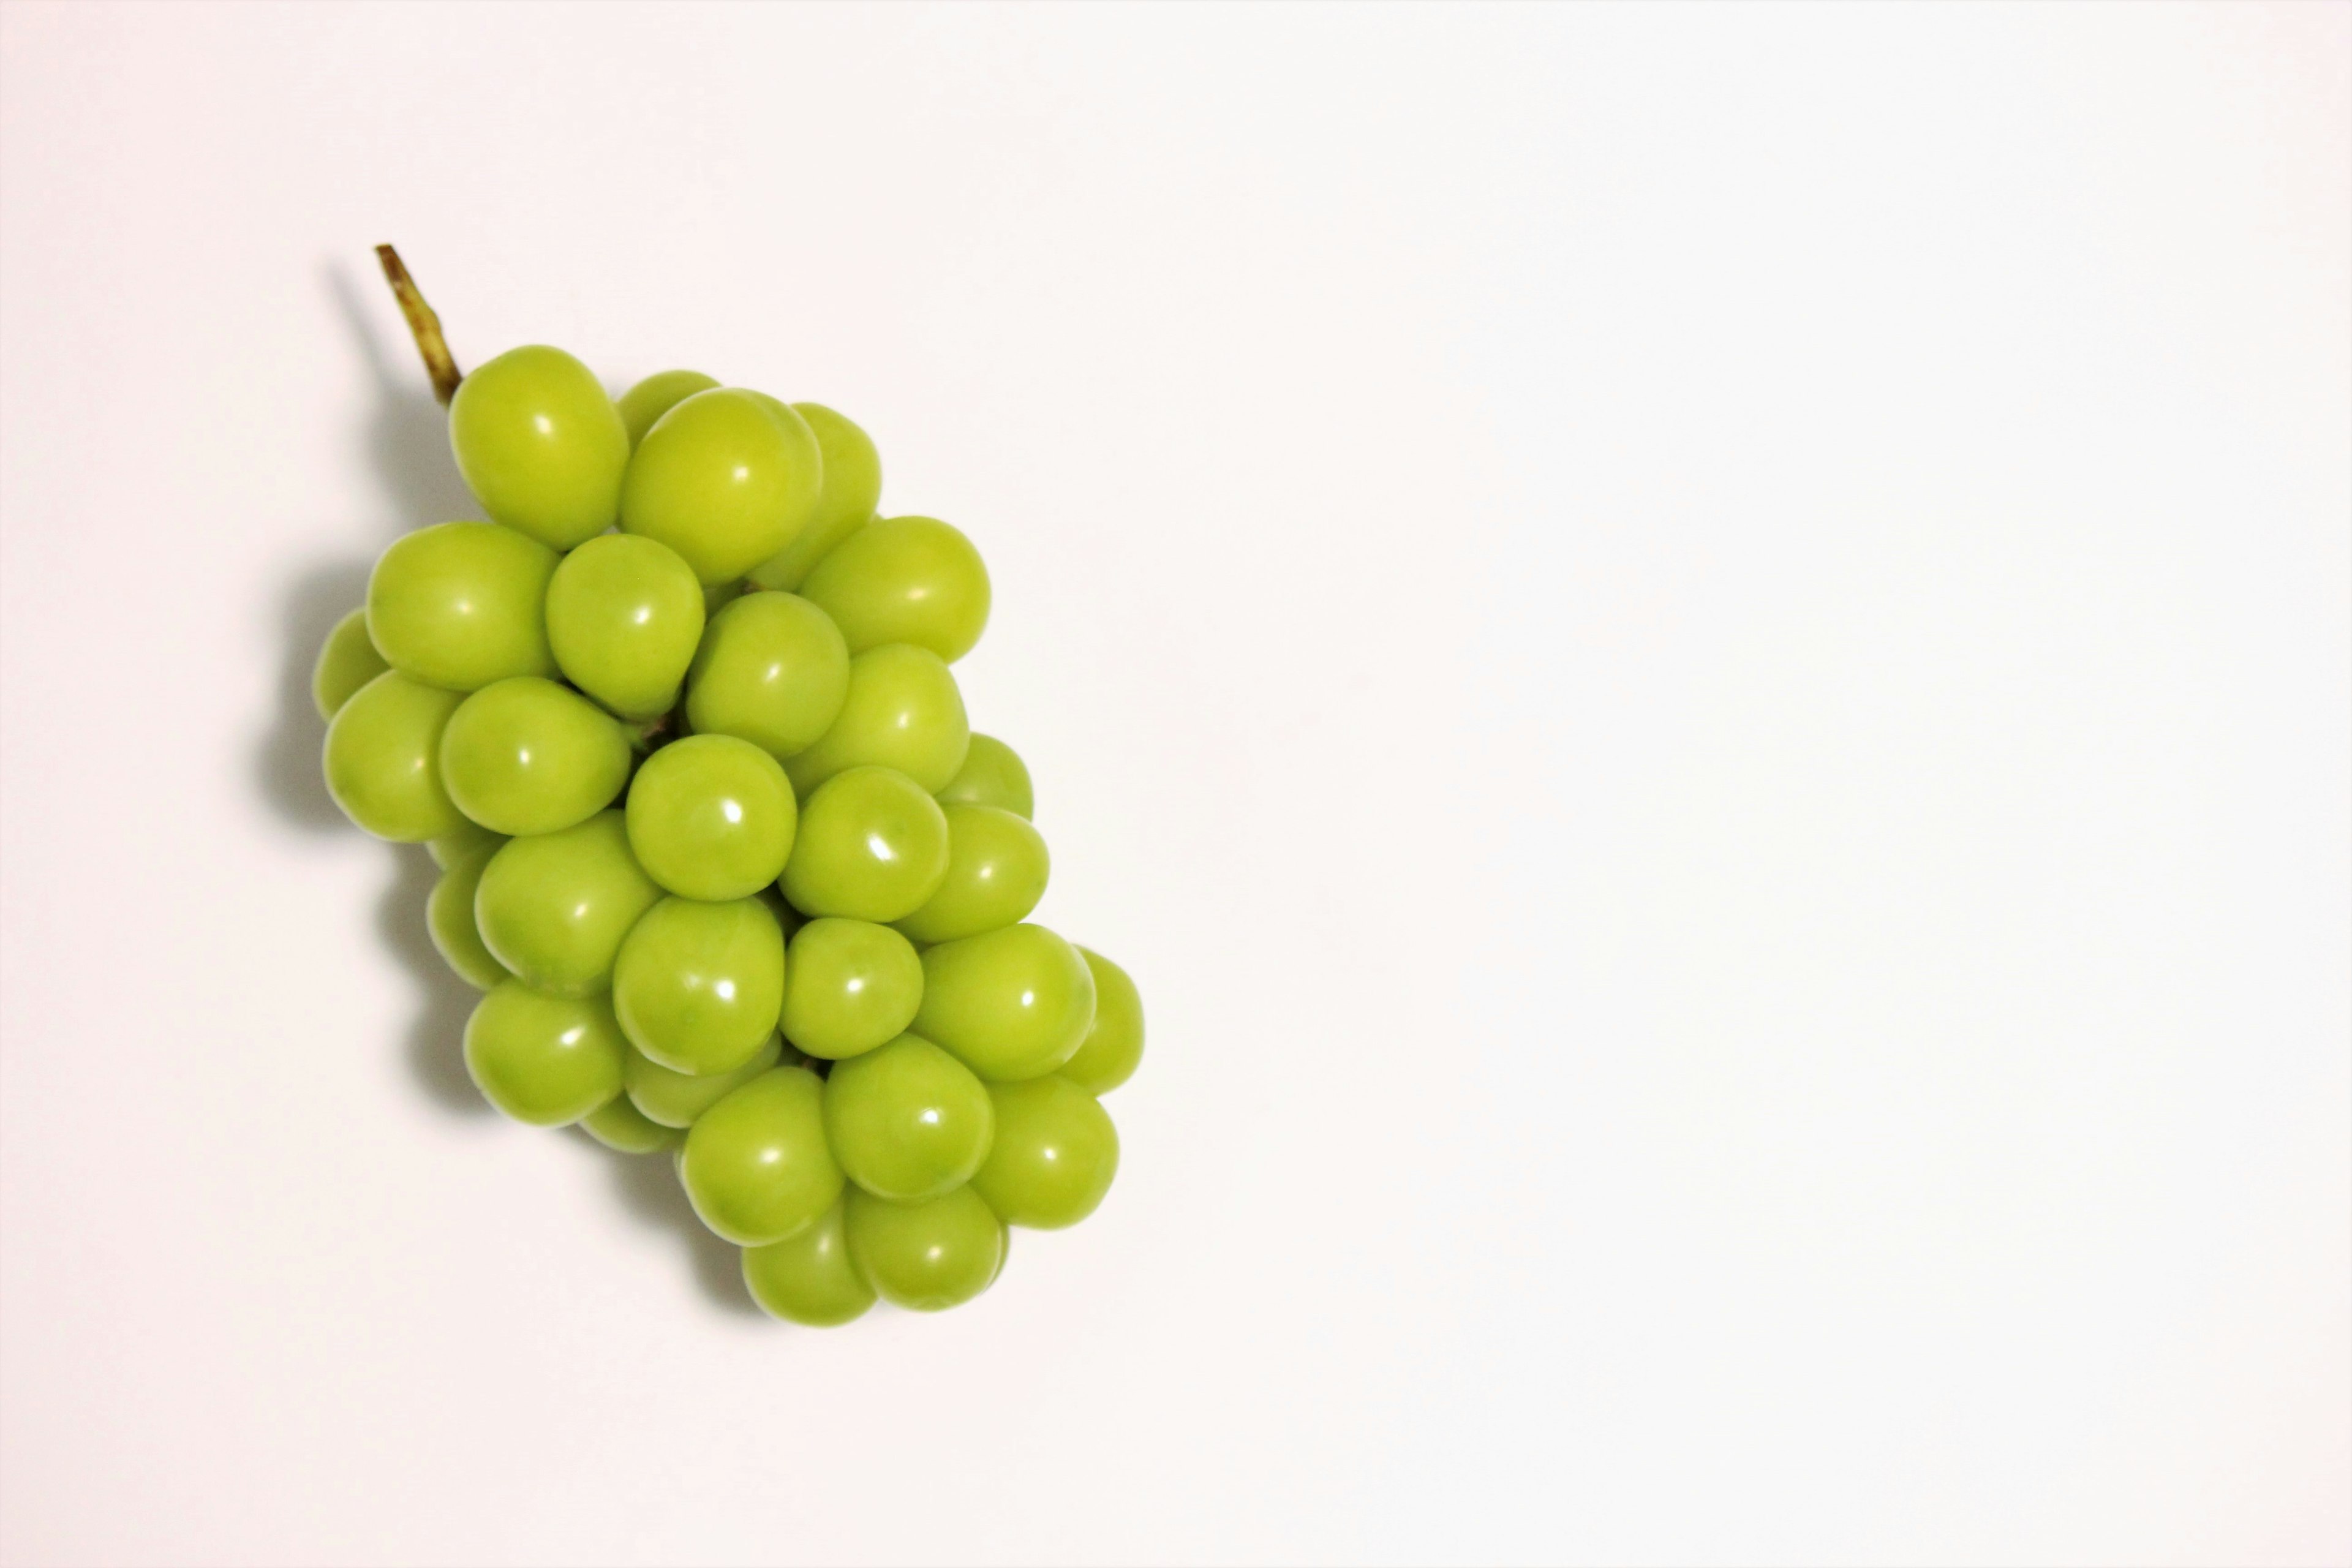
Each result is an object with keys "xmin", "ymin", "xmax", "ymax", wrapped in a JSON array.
[
  {"xmin": 679, "ymin": 1067, "xmax": 843, "ymax": 1245},
  {"xmin": 545, "ymin": 533, "xmax": 706, "ymax": 719},
  {"xmin": 474, "ymin": 810, "xmax": 663, "ymax": 996},
  {"xmin": 624, "ymin": 734, "xmax": 797, "ymax": 900},
  {"xmin": 616, "ymin": 369, "xmax": 719, "ymax": 450},
  {"xmin": 312, "ymin": 608, "xmax": 390, "ymax": 720},
  {"xmin": 801, "ymin": 515, "xmax": 990, "ymax": 664},
  {"xmin": 612, "ymin": 895, "xmax": 785, "ymax": 1076},
  {"xmin": 428, "ymin": 818, "xmax": 507, "ymax": 869},
  {"xmin": 625, "ymin": 1033, "xmax": 782, "ymax": 1128},
  {"xmin": 742, "ymin": 1200, "xmax": 875, "ymax": 1325},
  {"xmin": 462, "ymin": 981, "xmax": 628, "ymax": 1126},
  {"xmin": 620, "ymin": 388, "xmax": 822, "ymax": 584},
  {"xmin": 843, "ymin": 1185, "xmax": 1005, "ymax": 1312},
  {"xmin": 683, "ymin": 592, "xmax": 850, "ymax": 761},
  {"xmin": 779, "ymin": 766, "xmax": 949, "ymax": 922},
  {"xmin": 322, "ymin": 671, "xmax": 467, "ymax": 842},
  {"xmin": 438, "ymin": 676, "xmax": 631, "ymax": 836},
  {"xmin": 824, "ymin": 1033, "xmax": 994, "ymax": 1202},
  {"xmin": 427, "ymin": 842, "xmax": 510, "ymax": 990},
  {"xmin": 894, "ymin": 804, "xmax": 1049, "ymax": 945},
  {"xmin": 365, "ymin": 521, "xmax": 559, "ymax": 693},
  {"xmin": 581, "ymin": 1093, "xmax": 682, "ymax": 1153},
  {"xmin": 970, "ymin": 1074, "xmax": 1118, "ymax": 1228},
  {"xmin": 448, "ymin": 345, "xmax": 630, "ymax": 550},
  {"xmin": 784, "ymin": 644, "xmax": 970, "ymax": 796},
  {"xmin": 745, "ymin": 403, "xmax": 881, "ymax": 592},
  {"xmin": 1060, "ymin": 946, "xmax": 1144, "ymax": 1095},
  {"xmin": 914, "ymin": 923, "xmax": 1096, "ymax": 1082},
  {"xmin": 779, "ymin": 918, "xmax": 924, "ymax": 1060},
  {"xmin": 935, "ymin": 733, "xmax": 1033, "ymax": 819}
]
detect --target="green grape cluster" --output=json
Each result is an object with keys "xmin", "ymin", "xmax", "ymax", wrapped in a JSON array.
[{"xmin": 317, "ymin": 346, "xmax": 1143, "ymax": 1324}]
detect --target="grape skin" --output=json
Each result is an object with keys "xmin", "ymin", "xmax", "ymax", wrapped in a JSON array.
[
  {"xmin": 778, "ymin": 917, "xmax": 924, "ymax": 1060},
  {"xmin": 449, "ymin": 345, "xmax": 630, "ymax": 549},
  {"xmin": 823, "ymin": 1033, "xmax": 995, "ymax": 1203},
  {"xmin": 745, "ymin": 402, "xmax": 881, "ymax": 593},
  {"xmin": 463, "ymin": 982, "xmax": 628, "ymax": 1126},
  {"xmin": 684, "ymin": 590, "xmax": 850, "ymax": 761},
  {"xmin": 779, "ymin": 766, "xmax": 951, "ymax": 923},
  {"xmin": 615, "ymin": 369, "xmax": 719, "ymax": 450},
  {"xmin": 581, "ymin": 1093, "xmax": 682, "ymax": 1154},
  {"xmin": 625, "ymin": 734, "xmax": 799, "ymax": 901},
  {"xmin": 893, "ymin": 802, "xmax": 1049, "ymax": 945},
  {"xmin": 844, "ymin": 1185, "xmax": 1005, "ymax": 1312},
  {"xmin": 611, "ymin": 895, "xmax": 786, "ymax": 1076},
  {"xmin": 428, "ymin": 842, "xmax": 510, "ymax": 990},
  {"xmin": 367, "ymin": 521, "xmax": 559, "ymax": 693},
  {"xmin": 801, "ymin": 514, "xmax": 991, "ymax": 665},
  {"xmin": 428, "ymin": 818, "xmax": 507, "ymax": 870},
  {"xmin": 473, "ymin": 810, "xmax": 663, "ymax": 997},
  {"xmin": 620, "ymin": 388, "xmax": 822, "ymax": 584},
  {"xmin": 680, "ymin": 1066, "xmax": 843, "ymax": 1246},
  {"xmin": 968, "ymin": 1074, "xmax": 1118, "ymax": 1229},
  {"xmin": 935, "ymin": 733, "xmax": 1034, "ymax": 819},
  {"xmin": 914, "ymin": 922, "xmax": 1098, "ymax": 1083},
  {"xmin": 312, "ymin": 608, "xmax": 389, "ymax": 720},
  {"xmin": 625, "ymin": 1033, "xmax": 783, "ymax": 1129},
  {"xmin": 323, "ymin": 671, "xmax": 467, "ymax": 842},
  {"xmin": 742, "ymin": 1201, "xmax": 874, "ymax": 1325},
  {"xmin": 783, "ymin": 643, "xmax": 971, "ymax": 797},
  {"xmin": 1060, "ymin": 948, "xmax": 1145, "ymax": 1095},
  {"xmin": 545, "ymin": 532, "xmax": 706, "ymax": 720},
  {"xmin": 439, "ymin": 676, "xmax": 632, "ymax": 837}
]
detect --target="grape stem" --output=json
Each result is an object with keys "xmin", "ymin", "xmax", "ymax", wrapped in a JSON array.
[
  {"xmin": 375, "ymin": 244, "xmax": 463, "ymax": 405},
  {"xmin": 631, "ymin": 710, "xmax": 679, "ymax": 752}
]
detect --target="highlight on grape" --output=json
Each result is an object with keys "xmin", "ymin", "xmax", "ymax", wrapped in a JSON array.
[{"xmin": 318, "ymin": 247, "xmax": 1144, "ymax": 1324}]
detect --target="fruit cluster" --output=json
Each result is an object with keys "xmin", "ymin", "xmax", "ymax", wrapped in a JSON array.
[{"xmin": 315, "ymin": 345, "xmax": 1142, "ymax": 1324}]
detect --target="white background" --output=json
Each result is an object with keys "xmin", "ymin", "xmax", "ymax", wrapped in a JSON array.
[{"xmin": 1, "ymin": 4, "xmax": 2345, "ymax": 1564}]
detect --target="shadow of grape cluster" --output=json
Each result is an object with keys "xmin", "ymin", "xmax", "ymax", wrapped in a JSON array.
[{"xmin": 253, "ymin": 260, "xmax": 761, "ymax": 1317}]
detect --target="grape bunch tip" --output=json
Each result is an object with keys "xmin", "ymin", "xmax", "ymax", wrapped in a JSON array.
[{"xmin": 317, "ymin": 247, "xmax": 1144, "ymax": 1324}]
